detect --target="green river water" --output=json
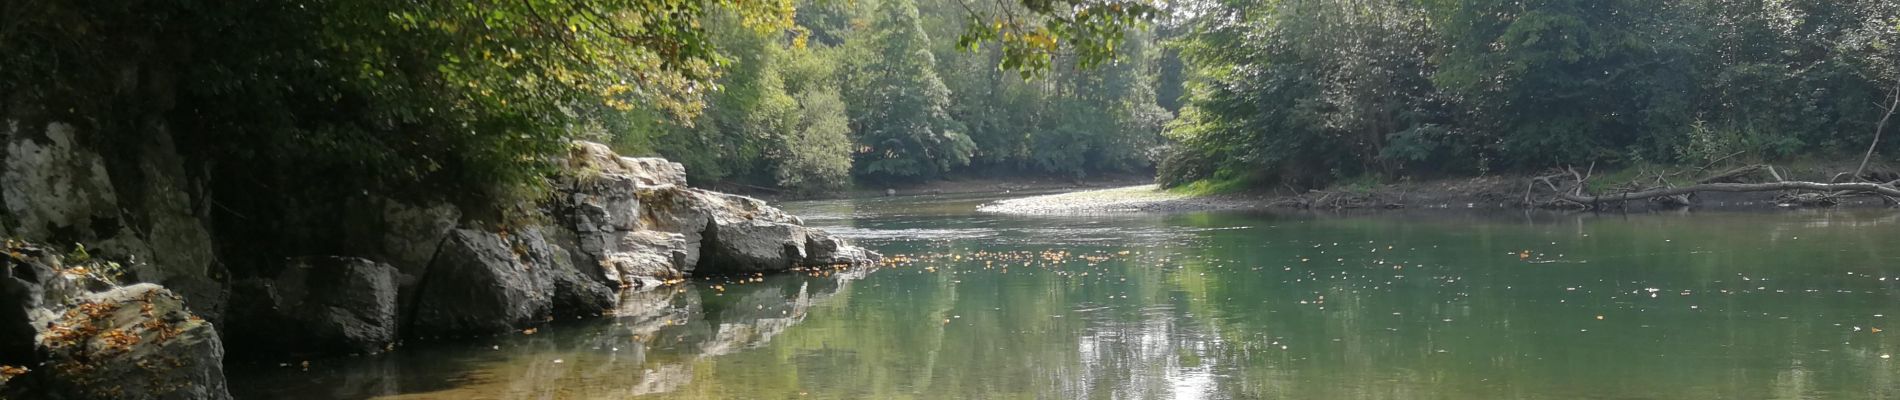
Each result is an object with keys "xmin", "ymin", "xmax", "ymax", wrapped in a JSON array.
[{"xmin": 233, "ymin": 191, "xmax": 1900, "ymax": 399}]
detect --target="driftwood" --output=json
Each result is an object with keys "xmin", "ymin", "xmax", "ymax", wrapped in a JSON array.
[
  {"xmin": 1529, "ymin": 163, "xmax": 1900, "ymax": 209},
  {"xmin": 1558, "ymin": 181, "xmax": 1900, "ymax": 204}
]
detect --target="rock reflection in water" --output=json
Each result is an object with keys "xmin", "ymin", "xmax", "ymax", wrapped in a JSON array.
[{"xmin": 230, "ymin": 268, "xmax": 869, "ymax": 399}]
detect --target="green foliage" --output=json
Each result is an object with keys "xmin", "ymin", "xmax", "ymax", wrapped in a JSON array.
[
  {"xmin": 1162, "ymin": 0, "xmax": 1900, "ymax": 189},
  {"xmin": 594, "ymin": 0, "xmax": 1170, "ymax": 190},
  {"xmin": 1, "ymin": 0, "xmax": 800, "ymax": 262},
  {"xmin": 1166, "ymin": 172, "xmax": 1254, "ymax": 196},
  {"xmin": 954, "ymin": 0, "xmax": 1161, "ymax": 75},
  {"xmin": 844, "ymin": 0, "xmax": 975, "ymax": 181},
  {"xmin": 774, "ymin": 89, "xmax": 856, "ymax": 194}
]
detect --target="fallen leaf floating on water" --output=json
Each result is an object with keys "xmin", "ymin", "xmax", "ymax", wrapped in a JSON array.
[{"xmin": 522, "ymin": 328, "xmax": 538, "ymax": 335}]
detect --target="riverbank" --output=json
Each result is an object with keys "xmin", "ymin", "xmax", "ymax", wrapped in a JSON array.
[
  {"xmin": 976, "ymin": 184, "xmax": 1271, "ymax": 214},
  {"xmin": 981, "ymin": 162, "xmax": 1900, "ymax": 215},
  {"xmin": 704, "ymin": 172, "xmax": 1156, "ymax": 202}
]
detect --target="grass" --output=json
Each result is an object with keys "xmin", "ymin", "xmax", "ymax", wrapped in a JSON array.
[{"xmin": 1167, "ymin": 174, "xmax": 1255, "ymax": 197}]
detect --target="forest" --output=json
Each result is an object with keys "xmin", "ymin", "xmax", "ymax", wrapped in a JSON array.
[
  {"xmin": 4, "ymin": 0, "xmax": 1898, "ymax": 199},
  {"xmin": 608, "ymin": 0, "xmax": 1900, "ymax": 195},
  {"xmin": 1161, "ymin": 0, "xmax": 1900, "ymax": 190},
  {"xmin": 602, "ymin": 0, "xmax": 1175, "ymax": 195}
]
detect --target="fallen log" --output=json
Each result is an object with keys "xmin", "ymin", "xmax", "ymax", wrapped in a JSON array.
[{"xmin": 1557, "ymin": 181, "xmax": 1900, "ymax": 205}]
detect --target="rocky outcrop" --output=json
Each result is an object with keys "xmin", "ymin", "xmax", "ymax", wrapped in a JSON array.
[
  {"xmin": 225, "ymin": 257, "xmax": 400, "ymax": 355},
  {"xmin": 1, "ymin": 243, "xmax": 229, "ymax": 399},
  {"xmin": 1, "ymin": 120, "xmax": 225, "ymax": 322},
  {"xmin": 556, "ymin": 142, "xmax": 873, "ymax": 281},
  {"xmin": 401, "ymin": 141, "xmax": 880, "ymax": 338},
  {"xmin": 34, "ymin": 284, "xmax": 231, "ymax": 400},
  {"xmin": 0, "ymin": 135, "xmax": 878, "ymax": 396}
]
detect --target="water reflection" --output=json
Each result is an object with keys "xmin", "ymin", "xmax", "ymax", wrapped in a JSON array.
[
  {"xmin": 234, "ymin": 193, "xmax": 1900, "ymax": 399},
  {"xmin": 231, "ymin": 269, "xmax": 871, "ymax": 399}
]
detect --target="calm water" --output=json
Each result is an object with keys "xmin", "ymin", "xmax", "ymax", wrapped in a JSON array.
[{"xmin": 233, "ymin": 192, "xmax": 1900, "ymax": 399}]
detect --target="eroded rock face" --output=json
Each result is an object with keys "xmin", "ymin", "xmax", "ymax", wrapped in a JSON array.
[
  {"xmin": 226, "ymin": 257, "xmax": 399, "ymax": 356},
  {"xmin": 35, "ymin": 284, "xmax": 230, "ymax": 400},
  {"xmin": 1, "ymin": 120, "xmax": 225, "ymax": 321}
]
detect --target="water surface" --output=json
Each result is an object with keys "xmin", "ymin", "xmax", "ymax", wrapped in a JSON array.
[{"xmin": 234, "ymin": 192, "xmax": 1900, "ymax": 399}]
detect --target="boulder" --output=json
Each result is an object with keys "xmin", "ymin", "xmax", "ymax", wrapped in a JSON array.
[
  {"xmin": 804, "ymin": 231, "xmax": 883, "ymax": 267},
  {"xmin": 225, "ymin": 257, "xmax": 399, "ymax": 355},
  {"xmin": 407, "ymin": 229, "xmax": 551, "ymax": 337},
  {"xmin": 701, "ymin": 220, "xmax": 808, "ymax": 273},
  {"xmin": 35, "ymin": 284, "xmax": 230, "ymax": 400},
  {"xmin": 407, "ymin": 228, "xmax": 615, "ymax": 337}
]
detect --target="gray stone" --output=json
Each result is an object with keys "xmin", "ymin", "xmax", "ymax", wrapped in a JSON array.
[
  {"xmin": 1, "ymin": 122, "xmax": 117, "ymax": 241},
  {"xmin": 35, "ymin": 284, "xmax": 231, "ymax": 400},
  {"xmin": 379, "ymin": 201, "xmax": 461, "ymax": 284},
  {"xmin": 407, "ymin": 228, "xmax": 615, "ymax": 337},
  {"xmin": 803, "ymin": 230, "xmax": 882, "ymax": 267},
  {"xmin": 226, "ymin": 257, "xmax": 399, "ymax": 355},
  {"xmin": 1, "ymin": 121, "xmax": 225, "ymax": 322},
  {"xmin": 566, "ymin": 141, "xmax": 689, "ymax": 188},
  {"xmin": 514, "ymin": 228, "xmax": 614, "ymax": 319},
  {"xmin": 701, "ymin": 220, "xmax": 808, "ymax": 273},
  {"xmin": 407, "ymin": 229, "xmax": 552, "ymax": 337},
  {"xmin": 1, "ymin": 243, "xmax": 85, "ymax": 366},
  {"xmin": 609, "ymin": 231, "xmax": 690, "ymax": 285}
]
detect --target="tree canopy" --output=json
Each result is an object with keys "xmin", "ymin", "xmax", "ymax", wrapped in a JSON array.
[{"xmin": 1161, "ymin": 0, "xmax": 1900, "ymax": 189}]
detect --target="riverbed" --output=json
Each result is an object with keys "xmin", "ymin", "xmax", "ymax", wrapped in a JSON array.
[{"xmin": 232, "ymin": 191, "xmax": 1900, "ymax": 399}]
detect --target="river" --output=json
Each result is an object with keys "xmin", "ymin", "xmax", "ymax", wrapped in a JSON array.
[{"xmin": 232, "ymin": 191, "xmax": 1900, "ymax": 399}]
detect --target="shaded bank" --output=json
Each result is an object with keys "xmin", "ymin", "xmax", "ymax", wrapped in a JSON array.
[{"xmin": 0, "ymin": 133, "xmax": 877, "ymax": 398}]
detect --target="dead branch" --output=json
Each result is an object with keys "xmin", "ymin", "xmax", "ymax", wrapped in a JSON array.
[
  {"xmin": 1556, "ymin": 181, "xmax": 1900, "ymax": 205},
  {"xmin": 1527, "ymin": 162, "xmax": 1900, "ymax": 209},
  {"xmin": 1856, "ymin": 76, "xmax": 1900, "ymax": 180}
]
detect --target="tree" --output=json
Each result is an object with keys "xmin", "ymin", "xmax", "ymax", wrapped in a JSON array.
[
  {"xmin": 775, "ymin": 89, "xmax": 856, "ymax": 194},
  {"xmin": 845, "ymin": 0, "xmax": 975, "ymax": 181}
]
